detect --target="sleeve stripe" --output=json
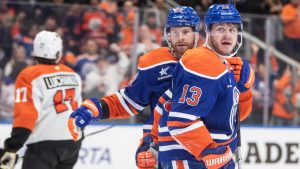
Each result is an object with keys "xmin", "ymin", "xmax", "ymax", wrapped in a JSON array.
[
  {"xmin": 159, "ymin": 144, "xmax": 185, "ymax": 152},
  {"xmin": 138, "ymin": 61, "xmax": 177, "ymax": 70},
  {"xmin": 119, "ymin": 89, "xmax": 144, "ymax": 111},
  {"xmin": 180, "ymin": 60, "xmax": 228, "ymax": 80},
  {"xmin": 169, "ymin": 111, "xmax": 198, "ymax": 121},
  {"xmin": 143, "ymin": 124, "xmax": 153, "ymax": 130},
  {"xmin": 211, "ymin": 132, "xmax": 235, "ymax": 140},
  {"xmin": 165, "ymin": 89, "xmax": 172, "ymax": 98},
  {"xmin": 169, "ymin": 121, "xmax": 204, "ymax": 135},
  {"xmin": 158, "ymin": 126, "xmax": 169, "ymax": 133},
  {"xmin": 115, "ymin": 92, "xmax": 136, "ymax": 116},
  {"xmin": 154, "ymin": 106, "xmax": 163, "ymax": 115}
]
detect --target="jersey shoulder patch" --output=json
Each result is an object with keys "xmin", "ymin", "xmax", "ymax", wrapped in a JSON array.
[
  {"xmin": 138, "ymin": 47, "xmax": 178, "ymax": 70},
  {"xmin": 181, "ymin": 47, "xmax": 227, "ymax": 79}
]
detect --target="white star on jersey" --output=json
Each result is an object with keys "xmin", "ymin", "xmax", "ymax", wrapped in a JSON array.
[{"xmin": 159, "ymin": 67, "xmax": 169, "ymax": 76}]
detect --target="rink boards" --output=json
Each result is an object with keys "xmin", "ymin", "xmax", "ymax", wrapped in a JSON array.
[{"xmin": 0, "ymin": 123, "xmax": 300, "ymax": 169}]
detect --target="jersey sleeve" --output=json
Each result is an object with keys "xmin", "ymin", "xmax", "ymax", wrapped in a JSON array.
[
  {"xmin": 13, "ymin": 71, "xmax": 39, "ymax": 131},
  {"xmin": 239, "ymin": 89, "xmax": 253, "ymax": 121}
]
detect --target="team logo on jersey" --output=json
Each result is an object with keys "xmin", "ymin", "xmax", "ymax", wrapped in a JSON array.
[
  {"xmin": 44, "ymin": 75, "xmax": 79, "ymax": 89},
  {"xmin": 158, "ymin": 67, "xmax": 172, "ymax": 80}
]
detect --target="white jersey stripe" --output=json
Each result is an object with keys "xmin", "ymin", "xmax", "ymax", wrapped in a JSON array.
[
  {"xmin": 160, "ymin": 144, "xmax": 184, "ymax": 152},
  {"xmin": 119, "ymin": 89, "xmax": 144, "ymax": 111},
  {"xmin": 170, "ymin": 121, "xmax": 204, "ymax": 135},
  {"xmin": 158, "ymin": 126, "xmax": 169, "ymax": 133},
  {"xmin": 155, "ymin": 106, "xmax": 163, "ymax": 115},
  {"xmin": 183, "ymin": 160, "xmax": 189, "ymax": 169},
  {"xmin": 169, "ymin": 111, "xmax": 198, "ymax": 121},
  {"xmin": 143, "ymin": 124, "xmax": 153, "ymax": 130},
  {"xmin": 165, "ymin": 89, "xmax": 172, "ymax": 98},
  {"xmin": 172, "ymin": 161, "xmax": 177, "ymax": 168},
  {"xmin": 138, "ymin": 61, "xmax": 177, "ymax": 70},
  {"xmin": 116, "ymin": 92, "xmax": 135, "ymax": 116}
]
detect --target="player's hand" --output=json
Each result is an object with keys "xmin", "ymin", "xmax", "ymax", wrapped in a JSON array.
[
  {"xmin": 201, "ymin": 145, "xmax": 234, "ymax": 169},
  {"xmin": 68, "ymin": 98, "xmax": 103, "ymax": 141},
  {"xmin": 136, "ymin": 134, "xmax": 158, "ymax": 169},
  {"xmin": 0, "ymin": 149, "xmax": 18, "ymax": 169},
  {"xmin": 227, "ymin": 57, "xmax": 255, "ymax": 92}
]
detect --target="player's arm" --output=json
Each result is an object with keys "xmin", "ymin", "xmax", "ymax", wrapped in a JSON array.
[
  {"xmin": 1, "ymin": 73, "xmax": 38, "ymax": 169},
  {"xmin": 68, "ymin": 69, "xmax": 155, "ymax": 141},
  {"xmin": 227, "ymin": 57, "xmax": 255, "ymax": 121}
]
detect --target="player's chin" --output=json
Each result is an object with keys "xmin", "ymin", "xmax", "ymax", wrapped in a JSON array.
[{"xmin": 175, "ymin": 46, "xmax": 188, "ymax": 54}]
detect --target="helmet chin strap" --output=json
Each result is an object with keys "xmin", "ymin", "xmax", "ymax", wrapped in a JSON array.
[
  {"xmin": 204, "ymin": 30, "xmax": 243, "ymax": 58},
  {"xmin": 164, "ymin": 28, "xmax": 199, "ymax": 59}
]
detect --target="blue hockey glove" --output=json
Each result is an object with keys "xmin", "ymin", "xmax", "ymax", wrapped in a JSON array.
[
  {"xmin": 68, "ymin": 98, "xmax": 103, "ymax": 141},
  {"xmin": 201, "ymin": 145, "xmax": 235, "ymax": 169},
  {"xmin": 227, "ymin": 57, "xmax": 255, "ymax": 92},
  {"xmin": 136, "ymin": 134, "xmax": 158, "ymax": 169}
]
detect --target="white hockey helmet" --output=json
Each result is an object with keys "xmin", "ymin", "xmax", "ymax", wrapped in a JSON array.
[{"xmin": 32, "ymin": 30, "xmax": 63, "ymax": 63}]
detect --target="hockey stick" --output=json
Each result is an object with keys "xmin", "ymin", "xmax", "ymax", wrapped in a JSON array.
[
  {"xmin": 236, "ymin": 110, "xmax": 243, "ymax": 169},
  {"xmin": 84, "ymin": 125, "xmax": 115, "ymax": 138}
]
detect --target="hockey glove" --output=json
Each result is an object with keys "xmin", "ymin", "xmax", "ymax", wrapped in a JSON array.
[
  {"xmin": 201, "ymin": 145, "xmax": 234, "ymax": 169},
  {"xmin": 227, "ymin": 57, "xmax": 255, "ymax": 92},
  {"xmin": 0, "ymin": 149, "xmax": 18, "ymax": 169},
  {"xmin": 136, "ymin": 134, "xmax": 158, "ymax": 169},
  {"xmin": 68, "ymin": 98, "xmax": 103, "ymax": 141}
]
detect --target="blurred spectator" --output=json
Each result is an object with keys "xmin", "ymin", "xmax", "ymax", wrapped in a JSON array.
[
  {"xmin": 136, "ymin": 24, "xmax": 160, "ymax": 57},
  {"xmin": 43, "ymin": 15, "xmax": 58, "ymax": 31},
  {"xmin": 4, "ymin": 45, "xmax": 28, "ymax": 82},
  {"xmin": 143, "ymin": 11, "xmax": 162, "ymax": 44},
  {"xmin": 81, "ymin": 0, "xmax": 113, "ymax": 48},
  {"xmin": 84, "ymin": 43, "xmax": 130, "ymax": 97},
  {"xmin": 0, "ymin": 74, "xmax": 14, "ymax": 121},
  {"xmin": 118, "ymin": 10, "xmax": 136, "ymax": 56},
  {"xmin": 248, "ymin": 63, "xmax": 276, "ymax": 124},
  {"xmin": 64, "ymin": 3, "xmax": 83, "ymax": 55},
  {"xmin": 271, "ymin": 66, "xmax": 298, "ymax": 125},
  {"xmin": 74, "ymin": 38, "xmax": 100, "ymax": 79},
  {"xmin": 99, "ymin": 0, "xmax": 121, "ymax": 43},
  {"xmin": 261, "ymin": 0, "xmax": 282, "ymax": 14},
  {"xmin": 280, "ymin": 0, "xmax": 300, "ymax": 62}
]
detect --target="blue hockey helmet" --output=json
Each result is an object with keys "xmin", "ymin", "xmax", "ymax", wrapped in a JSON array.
[
  {"xmin": 165, "ymin": 6, "xmax": 201, "ymax": 32},
  {"xmin": 205, "ymin": 4, "xmax": 242, "ymax": 31}
]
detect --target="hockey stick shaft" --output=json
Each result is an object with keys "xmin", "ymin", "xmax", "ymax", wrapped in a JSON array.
[
  {"xmin": 84, "ymin": 125, "xmax": 115, "ymax": 138},
  {"xmin": 236, "ymin": 110, "xmax": 243, "ymax": 169}
]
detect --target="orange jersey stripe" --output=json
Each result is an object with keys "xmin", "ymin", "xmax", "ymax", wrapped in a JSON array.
[
  {"xmin": 168, "ymin": 120, "xmax": 213, "ymax": 160},
  {"xmin": 101, "ymin": 94, "xmax": 138, "ymax": 119},
  {"xmin": 175, "ymin": 161, "xmax": 185, "ymax": 169}
]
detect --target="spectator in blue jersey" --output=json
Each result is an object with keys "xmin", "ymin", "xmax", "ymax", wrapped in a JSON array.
[
  {"xmin": 143, "ymin": 3, "xmax": 255, "ymax": 169},
  {"xmin": 67, "ymin": 6, "xmax": 201, "ymax": 169}
]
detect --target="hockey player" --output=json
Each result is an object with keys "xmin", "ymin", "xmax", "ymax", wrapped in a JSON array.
[
  {"xmin": 0, "ymin": 30, "xmax": 82, "ymax": 169},
  {"xmin": 67, "ymin": 6, "xmax": 201, "ymax": 169},
  {"xmin": 144, "ymin": 3, "xmax": 255, "ymax": 169}
]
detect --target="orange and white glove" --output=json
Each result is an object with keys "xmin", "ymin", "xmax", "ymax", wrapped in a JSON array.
[
  {"xmin": 135, "ymin": 134, "xmax": 158, "ymax": 169},
  {"xmin": 227, "ymin": 57, "xmax": 255, "ymax": 92},
  {"xmin": 68, "ymin": 98, "xmax": 103, "ymax": 141}
]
